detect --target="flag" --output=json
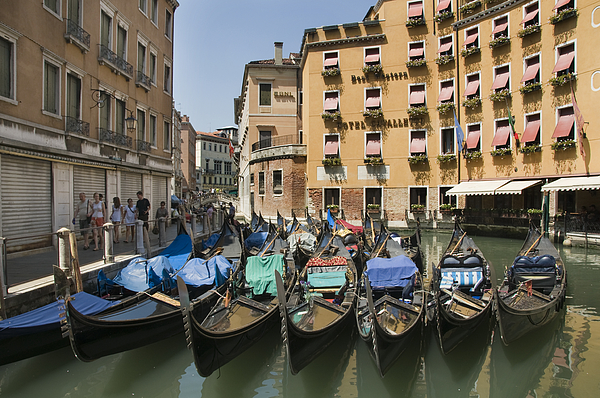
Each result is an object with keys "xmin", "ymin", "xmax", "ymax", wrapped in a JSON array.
[
  {"xmin": 571, "ymin": 85, "xmax": 586, "ymax": 162},
  {"xmin": 507, "ymin": 106, "xmax": 519, "ymax": 142},
  {"xmin": 453, "ymin": 109, "xmax": 464, "ymax": 152},
  {"xmin": 228, "ymin": 138, "xmax": 234, "ymax": 158}
]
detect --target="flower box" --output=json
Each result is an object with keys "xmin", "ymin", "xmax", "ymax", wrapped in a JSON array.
[
  {"xmin": 434, "ymin": 11, "xmax": 454, "ymax": 23},
  {"xmin": 519, "ymin": 144, "xmax": 541, "ymax": 154},
  {"xmin": 407, "ymin": 105, "xmax": 428, "ymax": 118},
  {"xmin": 362, "ymin": 64, "xmax": 383, "ymax": 74},
  {"xmin": 520, "ymin": 82, "xmax": 542, "ymax": 94},
  {"xmin": 436, "ymin": 103, "xmax": 455, "ymax": 114},
  {"xmin": 408, "ymin": 154, "xmax": 428, "ymax": 164},
  {"xmin": 327, "ymin": 205, "xmax": 339, "ymax": 214},
  {"xmin": 411, "ymin": 204, "xmax": 426, "ymax": 212},
  {"xmin": 551, "ymin": 139, "xmax": 576, "ymax": 151},
  {"xmin": 549, "ymin": 8, "xmax": 578, "ymax": 24},
  {"xmin": 517, "ymin": 24, "xmax": 541, "ymax": 38},
  {"xmin": 462, "ymin": 97, "xmax": 482, "ymax": 109},
  {"xmin": 464, "ymin": 150, "xmax": 482, "ymax": 160},
  {"xmin": 437, "ymin": 154, "xmax": 456, "ymax": 163},
  {"xmin": 405, "ymin": 18, "xmax": 426, "ymax": 28},
  {"xmin": 489, "ymin": 36, "xmax": 510, "ymax": 49},
  {"xmin": 491, "ymin": 148, "xmax": 512, "ymax": 157},
  {"xmin": 321, "ymin": 111, "xmax": 341, "ymax": 121},
  {"xmin": 406, "ymin": 58, "xmax": 427, "ymax": 68},
  {"xmin": 459, "ymin": 0, "xmax": 481, "ymax": 15},
  {"xmin": 549, "ymin": 73, "xmax": 576, "ymax": 87},
  {"xmin": 435, "ymin": 55, "xmax": 455, "ymax": 66},
  {"xmin": 366, "ymin": 204, "xmax": 381, "ymax": 210},
  {"xmin": 322, "ymin": 157, "xmax": 342, "ymax": 166},
  {"xmin": 364, "ymin": 157, "xmax": 384, "ymax": 165},
  {"xmin": 490, "ymin": 89, "xmax": 511, "ymax": 102},
  {"xmin": 363, "ymin": 108, "xmax": 383, "ymax": 118},
  {"xmin": 461, "ymin": 46, "xmax": 480, "ymax": 58},
  {"xmin": 321, "ymin": 67, "xmax": 341, "ymax": 77}
]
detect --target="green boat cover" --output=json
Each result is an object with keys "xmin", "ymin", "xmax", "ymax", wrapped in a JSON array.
[{"xmin": 245, "ymin": 254, "xmax": 285, "ymax": 296}]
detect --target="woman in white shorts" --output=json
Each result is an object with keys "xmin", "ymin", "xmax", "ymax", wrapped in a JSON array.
[
  {"xmin": 124, "ymin": 198, "xmax": 137, "ymax": 243},
  {"xmin": 111, "ymin": 197, "xmax": 125, "ymax": 243}
]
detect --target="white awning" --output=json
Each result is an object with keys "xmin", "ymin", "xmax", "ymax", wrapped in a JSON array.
[
  {"xmin": 495, "ymin": 180, "xmax": 542, "ymax": 194},
  {"xmin": 445, "ymin": 180, "xmax": 510, "ymax": 196},
  {"xmin": 542, "ymin": 176, "xmax": 600, "ymax": 192}
]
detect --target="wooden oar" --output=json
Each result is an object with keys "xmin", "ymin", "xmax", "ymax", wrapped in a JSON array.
[
  {"xmin": 524, "ymin": 232, "xmax": 544, "ymax": 256},
  {"xmin": 450, "ymin": 232, "xmax": 467, "ymax": 255},
  {"xmin": 375, "ymin": 233, "xmax": 390, "ymax": 258},
  {"xmin": 260, "ymin": 234, "xmax": 278, "ymax": 257}
]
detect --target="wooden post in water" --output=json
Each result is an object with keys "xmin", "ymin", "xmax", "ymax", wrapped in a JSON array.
[
  {"xmin": 57, "ymin": 228, "xmax": 72, "ymax": 274},
  {"xmin": 103, "ymin": 222, "xmax": 114, "ymax": 264},
  {"xmin": 68, "ymin": 231, "xmax": 83, "ymax": 293}
]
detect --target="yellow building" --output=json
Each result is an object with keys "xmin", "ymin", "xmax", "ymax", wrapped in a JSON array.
[
  {"xmin": 0, "ymin": 0, "xmax": 178, "ymax": 252},
  {"xmin": 300, "ymin": 0, "xmax": 600, "ymax": 227}
]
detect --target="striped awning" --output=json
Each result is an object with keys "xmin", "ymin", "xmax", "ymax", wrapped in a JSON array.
[
  {"xmin": 445, "ymin": 180, "xmax": 510, "ymax": 196},
  {"xmin": 542, "ymin": 176, "xmax": 600, "ymax": 191},
  {"xmin": 495, "ymin": 180, "xmax": 542, "ymax": 194}
]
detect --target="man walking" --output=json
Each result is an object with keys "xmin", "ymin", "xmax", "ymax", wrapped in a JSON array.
[
  {"xmin": 73, "ymin": 192, "xmax": 91, "ymax": 250},
  {"xmin": 136, "ymin": 191, "xmax": 151, "ymax": 229}
]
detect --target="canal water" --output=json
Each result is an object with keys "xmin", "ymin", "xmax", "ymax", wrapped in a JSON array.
[{"xmin": 1, "ymin": 231, "xmax": 598, "ymax": 398}]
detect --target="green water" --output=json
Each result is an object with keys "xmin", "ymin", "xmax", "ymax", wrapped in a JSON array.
[{"xmin": 1, "ymin": 231, "xmax": 598, "ymax": 398}]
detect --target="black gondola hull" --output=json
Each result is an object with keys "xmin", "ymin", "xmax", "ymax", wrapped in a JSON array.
[{"xmin": 435, "ymin": 297, "xmax": 493, "ymax": 354}]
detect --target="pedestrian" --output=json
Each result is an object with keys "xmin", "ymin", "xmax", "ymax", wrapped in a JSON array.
[
  {"xmin": 88, "ymin": 192, "xmax": 106, "ymax": 251},
  {"xmin": 124, "ymin": 198, "xmax": 136, "ymax": 243},
  {"xmin": 155, "ymin": 201, "xmax": 169, "ymax": 233},
  {"xmin": 228, "ymin": 202, "xmax": 235, "ymax": 220},
  {"xmin": 136, "ymin": 191, "xmax": 151, "ymax": 229},
  {"xmin": 206, "ymin": 204, "xmax": 214, "ymax": 231},
  {"xmin": 110, "ymin": 197, "xmax": 124, "ymax": 243},
  {"xmin": 73, "ymin": 192, "xmax": 91, "ymax": 250}
]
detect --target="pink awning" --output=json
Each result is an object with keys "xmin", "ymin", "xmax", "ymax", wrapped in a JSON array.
[
  {"xmin": 408, "ymin": 2, "xmax": 424, "ymax": 17},
  {"xmin": 464, "ymin": 79, "xmax": 480, "ymax": 96},
  {"xmin": 438, "ymin": 85, "xmax": 454, "ymax": 102},
  {"xmin": 324, "ymin": 137, "xmax": 339, "ymax": 155},
  {"xmin": 466, "ymin": 129, "xmax": 480, "ymax": 149},
  {"xmin": 491, "ymin": 125, "xmax": 511, "ymax": 147},
  {"xmin": 521, "ymin": 63, "xmax": 540, "ymax": 82},
  {"xmin": 410, "ymin": 137, "xmax": 426, "ymax": 153},
  {"xmin": 324, "ymin": 95, "xmax": 339, "ymax": 111},
  {"xmin": 464, "ymin": 30, "xmax": 478, "ymax": 46},
  {"xmin": 409, "ymin": 88, "xmax": 425, "ymax": 105},
  {"xmin": 438, "ymin": 41, "xmax": 452, "ymax": 54},
  {"xmin": 436, "ymin": 0, "xmax": 451, "ymax": 12},
  {"xmin": 492, "ymin": 21, "xmax": 508, "ymax": 35},
  {"xmin": 552, "ymin": 114, "xmax": 575, "ymax": 138},
  {"xmin": 409, "ymin": 47, "xmax": 424, "ymax": 57},
  {"xmin": 324, "ymin": 55, "xmax": 338, "ymax": 67},
  {"xmin": 365, "ymin": 53, "xmax": 380, "ymax": 63},
  {"xmin": 366, "ymin": 135, "xmax": 381, "ymax": 155},
  {"xmin": 491, "ymin": 70, "xmax": 509, "ymax": 90},
  {"xmin": 365, "ymin": 96, "xmax": 381, "ymax": 108},
  {"xmin": 553, "ymin": 0, "xmax": 571, "ymax": 10},
  {"xmin": 552, "ymin": 52, "xmax": 574, "ymax": 73},
  {"xmin": 521, "ymin": 9, "xmax": 539, "ymax": 24},
  {"xmin": 521, "ymin": 120, "xmax": 540, "ymax": 143}
]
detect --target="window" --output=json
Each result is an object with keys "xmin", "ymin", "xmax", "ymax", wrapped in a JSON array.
[
  {"xmin": 464, "ymin": 27, "xmax": 479, "ymax": 49},
  {"xmin": 439, "ymin": 186, "xmax": 457, "ymax": 207},
  {"xmin": 365, "ymin": 88, "xmax": 382, "ymax": 109},
  {"xmin": 139, "ymin": 0, "xmax": 147, "ymax": 15},
  {"xmin": 410, "ymin": 187, "xmax": 428, "ymax": 209},
  {"xmin": 323, "ymin": 91, "xmax": 340, "ymax": 113},
  {"xmin": 553, "ymin": 43, "xmax": 575, "ymax": 76},
  {"xmin": 149, "ymin": 52, "xmax": 157, "ymax": 84},
  {"xmin": 466, "ymin": 123, "xmax": 481, "ymax": 151},
  {"xmin": 150, "ymin": 114, "xmax": 157, "ymax": 146},
  {"xmin": 492, "ymin": 15, "xmax": 509, "ymax": 40},
  {"xmin": 214, "ymin": 160, "xmax": 222, "ymax": 174},
  {"xmin": 522, "ymin": 113, "xmax": 541, "ymax": 145},
  {"xmin": 522, "ymin": 55, "xmax": 540, "ymax": 85},
  {"xmin": 522, "ymin": 2, "xmax": 540, "ymax": 28},
  {"xmin": 0, "ymin": 33, "xmax": 16, "ymax": 102},
  {"xmin": 66, "ymin": 72, "xmax": 81, "ymax": 121},
  {"xmin": 164, "ymin": 60, "xmax": 172, "ymax": 93},
  {"xmin": 409, "ymin": 84, "xmax": 426, "ymax": 107},
  {"xmin": 553, "ymin": 0, "xmax": 575, "ymax": 14},
  {"xmin": 492, "ymin": 119, "xmax": 511, "ymax": 149},
  {"xmin": 259, "ymin": 83, "xmax": 271, "ymax": 106},
  {"xmin": 409, "ymin": 130, "xmax": 427, "ymax": 156},
  {"xmin": 441, "ymin": 127, "xmax": 455, "ymax": 154},
  {"xmin": 137, "ymin": 42, "xmax": 146, "ymax": 74},
  {"xmin": 165, "ymin": 10, "xmax": 173, "ymax": 39},
  {"xmin": 205, "ymin": 159, "xmax": 210, "ymax": 171},
  {"xmin": 258, "ymin": 172, "xmax": 265, "ymax": 195},
  {"xmin": 439, "ymin": 80, "xmax": 454, "ymax": 104},
  {"xmin": 323, "ymin": 51, "xmax": 339, "ymax": 69},
  {"xmin": 436, "ymin": 0, "xmax": 451, "ymax": 13},
  {"xmin": 117, "ymin": 26, "xmax": 127, "ymax": 60},
  {"xmin": 465, "ymin": 73, "xmax": 480, "ymax": 99},
  {"xmin": 99, "ymin": 91, "xmax": 111, "ymax": 130},
  {"xmin": 137, "ymin": 109, "xmax": 146, "ymax": 141},
  {"xmin": 163, "ymin": 121, "xmax": 170, "ymax": 150},
  {"xmin": 151, "ymin": 0, "xmax": 158, "ymax": 25},
  {"xmin": 101, "ymin": 11, "xmax": 112, "ymax": 49},
  {"xmin": 364, "ymin": 47, "xmax": 381, "ymax": 66},
  {"xmin": 324, "ymin": 188, "xmax": 340, "ymax": 207},
  {"xmin": 44, "ymin": 60, "xmax": 60, "ymax": 115},
  {"xmin": 67, "ymin": 0, "xmax": 81, "ymax": 24},
  {"xmin": 44, "ymin": 0, "xmax": 60, "ymax": 16},
  {"xmin": 438, "ymin": 36, "xmax": 453, "ymax": 57},
  {"xmin": 225, "ymin": 162, "xmax": 232, "ymax": 175},
  {"xmin": 492, "ymin": 65, "xmax": 510, "ymax": 93},
  {"xmin": 115, "ymin": 98, "xmax": 125, "ymax": 134},
  {"xmin": 407, "ymin": 1, "xmax": 424, "ymax": 20},
  {"xmin": 273, "ymin": 170, "xmax": 283, "ymax": 195},
  {"xmin": 324, "ymin": 134, "xmax": 340, "ymax": 158},
  {"xmin": 365, "ymin": 187, "xmax": 382, "ymax": 208},
  {"xmin": 250, "ymin": 173, "xmax": 254, "ymax": 185},
  {"xmin": 208, "ymin": 143, "xmax": 212, "ymax": 151},
  {"xmin": 203, "ymin": 142, "xmax": 206, "ymax": 150},
  {"xmin": 365, "ymin": 132, "xmax": 382, "ymax": 157},
  {"xmin": 553, "ymin": 106, "xmax": 575, "ymax": 141},
  {"xmin": 259, "ymin": 130, "xmax": 271, "ymax": 149},
  {"xmin": 408, "ymin": 41, "xmax": 425, "ymax": 60}
]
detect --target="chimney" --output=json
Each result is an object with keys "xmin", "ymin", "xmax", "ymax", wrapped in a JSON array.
[{"xmin": 274, "ymin": 42, "xmax": 283, "ymax": 65}]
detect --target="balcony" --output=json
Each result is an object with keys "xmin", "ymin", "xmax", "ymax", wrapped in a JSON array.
[
  {"xmin": 64, "ymin": 19, "xmax": 90, "ymax": 53},
  {"xmin": 64, "ymin": 116, "xmax": 90, "ymax": 137},
  {"xmin": 99, "ymin": 128, "xmax": 133, "ymax": 149},
  {"xmin": 250, "ymin": 134, "xmax": 306, "ymax": 163},
  {"xmin": 136, "ymin": 139, "xmax": 152, "ymax": 153},
  {"xmin": 136, "ymin": 71, "xmax": 152, "ymax": 92},
  {"xmin": 98, "ymin": 45, "xmax": 133, "ymax": 80}
]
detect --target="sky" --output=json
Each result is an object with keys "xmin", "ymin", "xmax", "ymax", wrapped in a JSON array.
[{"xmin": 173, "ymin": 0, "xmax": 373, "ymax": 133}]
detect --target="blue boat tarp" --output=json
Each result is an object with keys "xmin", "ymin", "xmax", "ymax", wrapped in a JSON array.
[
  {"xmin": 245, "ymin": 254, "xmax": 284, "ymax": 296},
  {"xmin": 203, "ymin": 233, "xmax": 220, "ymax": 250},
  {"xmin": 113, "ymin": 256, "xmax": 174, "ymax": 292},
  {"xmin": 0, "ymin": 292, "xmax": 118, "ymax": 337},
  {"xmin": 176, "ymin": 255, "xmax": 232, "ymax": 287},
  {"xmin": 159, "ymin": 233, "xmax": 192, "ymax": 270},
  {"xmin": 171, "ymin": 194, "xmax": 182, "ymax": 204},
  {"xmin": 365, "ymin": 256, "xmax": 418, "ymax": 288},
  {"xmin": 245, "ymin": 231, "xmax": 269, "ymax": 250}
]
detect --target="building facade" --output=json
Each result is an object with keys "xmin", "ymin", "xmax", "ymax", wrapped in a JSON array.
[
  {"xmin": 180, "ymin": 115, "xmax": 197, "ymax": 196},
  {"xmin": 172, "ymin": 106, "xmax": 183, "ymax": 198},
  {"xmin": 195, "ymin": 130, "xmax": 238, "ymax": 193},
  {"xmin": 0, "ymin": 0, "xmax": 178, "ymax": 253},
  {"xmin": 235, "ymin": 42, "xmax": 306, "ymax": 220},
  {"xmin": 299, "ymin": 0, "xmax": 600, "ymax": 226}
]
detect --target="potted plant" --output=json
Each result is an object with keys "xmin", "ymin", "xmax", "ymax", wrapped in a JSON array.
[
  {"xmin": 520, "ymin": 82, "xmax": 542, "ymax": 94},
  {"xmin": 491, "ymin": 148, "xmax": 512, "ymax": 157},
  {"xmin": 549, "ymin": 73, "xmax": 576, "ymax": 87},
  {"xmin": 519, "ymin": 144, "xmax": 541, "ymax": 154},
  {"xmin": 436, "ymin": 102, "xmax": 455, "ymax": 114},
  {"xmin": 327, "ymin": 204, "xmax": 339, "ymax": 213},
  {"xmin": 408, "ymin": 154, "xmax": 428, "ymax": 164},
  {"xmin": 362, "ymin": 64, "xmax": 383, "ymax": 74},
  {"xmin": 549, "ymin": 8, "xmax": 578, "ymax": 24},
  {"xmin": 366, "ymin": 203, "xmax": 381, "ymax": 214},
  {"xmin": 527, "ymin": 208, "xmax": 543, "ymax": 218},
  {"xmin": 437, "ymin": 153, "xmax": 456, "ymax": 163},
  {"xmin": 517, "ymin": 24, "xmax": 541, "ymax": 37},
  {"xmin": 322, "ymin": 157, "xmax": 342, "ymax": 166},
  {"xmin": 435, "ymin": 54, "xmax": 455, "ymax": 66},
  {"xmin": 434, "ymin": 10, "xmax": 454, "ymax": 23},
  {"xmin": 490, "ymin": 89, "xmax": 511, "ymax": 102},
  {"xmin": 405, "ymin": 17, "xmax": 426, "ymax": 28},
  {"xmin": 440, "ymin": 204, "xmax": 456, "ymax": 213},
  {"xmin": 459, "ymin": 0, "xmax": 481, "ymax": 15},
  {"xmin": 321, "ymin": 111, "xmax": 341, "ymax": 121},
  {"xmin": 406, "ymin": 58, "xmax": 427, "ymax": 68},
  {"xmin": 321, "ymin": 67, "xmax": 341, "ymax": 77},
  {"xmin": 364, "ymin": 156, "xmax": 384, "ymax": 165},
  {"xmin": 463, "ymin": 97, "xmax": 482, "ymax": 109},
  {"xmin": 489, "ymin": 35, "xmax": 510, "ymax": 49},
  {"xmin": 464, "ymin": 150, "xmax": 482, "ymax": 160},
  {"xmin": 363, "ymin": 108, "xmax": 383, "ymax": 118},
  {"xmin": 411, "ymin": 204, "xmax": 426, "ymax": 212},
  {"xmin": 407, "ymin": 105, "xmax": 428, "ymax": 118},
  {"xmin": 461, "ymin": 46, "xmax": 480, "ymax": 58},
  {"xmin": 551, "ymin": 139, "xmax": 576, "ymax": 151}
]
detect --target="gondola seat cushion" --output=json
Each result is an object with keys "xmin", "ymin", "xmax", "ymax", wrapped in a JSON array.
[
  {"xmin": 511, "ymin": 255, "xmax": 556, "ymax": 273},
  {"xmin": 510, "ymin": 255, "xmax": 557, "ymax": 293},
  {"xmin": 245, "ymin": 254, "xmax": 285, "ymax": 296},
  {"xmin": 441, "ymin": 254, "xmax": 482, "ymax": 268},
  {"xmin": 439, "ymin": 267, "xmax": 483, "ymax": 291},
  {"xmin": 307, "ymin": 265, "xmax": 347, "ymax": 288}
]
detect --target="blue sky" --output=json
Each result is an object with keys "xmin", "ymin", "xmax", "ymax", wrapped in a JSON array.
[{"xmin": 173, "ymin": 0, "xmax": 372, "ymax": 133}]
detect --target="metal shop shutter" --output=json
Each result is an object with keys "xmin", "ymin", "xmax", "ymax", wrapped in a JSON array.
[
  {"xmin": 1, "ymin": 155, "xmax": 52, "ymax": 252},
  {"xmin": 120, "ymin": 171, "xmax": 142, "ymax": 204},
  {"xmin": 73, "ymin": 166, "xmax": 106, "ymax": 208},
  {"xmin": 152, "ymin": 175, "xmax": 168, "ymax": 217}
]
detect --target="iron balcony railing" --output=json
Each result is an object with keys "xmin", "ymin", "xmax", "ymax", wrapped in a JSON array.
[
  {"xmin": 65, "ymin": 19, "xmax": 90, "ymax": 50},
  {"xmin": 65, "ymin": 116, "xmax": 90, "ymax": 137},
  {"xmin": 136, "ymin": 71, "xmax": 152, "ymax": 91},
  {"xmin": 251, "ymin": 134, "xmax": 300, "ymax": 152},
  {"xmin": 99, "ymin": 128, "xmax": 133, "ymax": 148},
  {"xmin": 136, "ymin": 139, "xmax": 152, "ymax": 152},
  {"xmin": 98, "ymin": 45, "xmax": 133, "ymax": 79}
]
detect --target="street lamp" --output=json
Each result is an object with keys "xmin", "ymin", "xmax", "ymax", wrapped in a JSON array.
[{"xmin": 125, "ymin": 110, "xmax": 137, "ymax": 132}]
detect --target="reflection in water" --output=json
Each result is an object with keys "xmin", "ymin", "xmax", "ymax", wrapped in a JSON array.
[{"xmin": 1, "ymin": 231, "xmax": 600, "ymax": 397}]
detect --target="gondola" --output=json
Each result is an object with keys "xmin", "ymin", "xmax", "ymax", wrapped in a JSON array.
[
  {"xmin": 277, "ymin": 210, "xmax": 288, "ymax": 240},
  {"xmin": 275, "ymin": 222, "xmax": 358, "ymax": 375},
  {"xmin": 495, "ymin": 223, "xmax": 567, "ymax": 345},
  {"xmin": 355, "ymin": 224, "xmax": 425, "ymax": 377},
  {"xmin": 197, "ymin": 218, "xmax": 244, "ymax": 262},
  {"xmin": 361, "ymin": 212, "xmax": 380, "ymax": 252},
  {"xmin": 180, "ymin": 227, "xmax": 297, "ymax": 377},
  {"xmin": 431, "ymin": 220, "xmax": 495, "ymax": 354}
]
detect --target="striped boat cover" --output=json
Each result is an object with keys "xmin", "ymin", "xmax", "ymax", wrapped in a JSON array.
[{"xmin": 440, "ymin": 268, "xmax": 483, "ymax": 290}]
